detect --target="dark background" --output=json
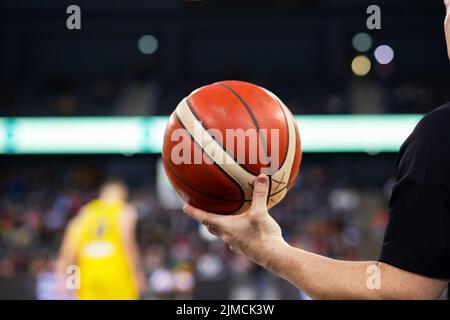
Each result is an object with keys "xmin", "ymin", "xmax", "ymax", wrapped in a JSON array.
[{"xmin": 1, "ymin": 0, "xmax": 449, "ymax": 116}]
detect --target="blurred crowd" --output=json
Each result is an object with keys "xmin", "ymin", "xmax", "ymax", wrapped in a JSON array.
[
  {"xmin": 0, "ymin": 157, "xmax": 390, "ymax": 300},
  {"xmin": 0, "ymin": 66, "xmax": 449, "ymax": 118}
]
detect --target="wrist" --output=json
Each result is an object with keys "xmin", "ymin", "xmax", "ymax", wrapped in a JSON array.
[{"xmin": 253, "ymin": 237, "xmax": 291, "ymax": 275}]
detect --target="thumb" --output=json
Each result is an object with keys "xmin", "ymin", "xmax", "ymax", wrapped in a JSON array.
[{"xmin": 250, "ymin": 174, "xmax": 270, "ymax": 211}]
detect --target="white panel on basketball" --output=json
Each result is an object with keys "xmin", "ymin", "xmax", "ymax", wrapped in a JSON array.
[{"xmin": 262, "ymin": 89, "xmax": 298, "ymax": 208}]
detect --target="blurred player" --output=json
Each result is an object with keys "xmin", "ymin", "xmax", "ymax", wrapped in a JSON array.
[{"xmin": 56, "ymin": 179, "xmax": 147, "ymax": 300}]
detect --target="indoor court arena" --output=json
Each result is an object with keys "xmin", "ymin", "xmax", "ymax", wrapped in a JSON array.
[{"xmin": 0, "ymin": 0, "xmax": 449, "ymax": 303}]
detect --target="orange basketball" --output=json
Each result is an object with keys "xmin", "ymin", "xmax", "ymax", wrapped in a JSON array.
[{"xmin": 162, "ymin": 80, "xmax": 302, "ymax": 214}]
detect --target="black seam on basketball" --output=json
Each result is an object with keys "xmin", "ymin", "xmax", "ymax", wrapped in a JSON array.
[
  {"xmin": 267, "ymin": 175, "xmax": 273, "ymax": 205},
  {"xmin": 264, "ymin": 97, "xmax": 291, "ymax": 204},
  {"xmin": 272, "ymin": 96, "xmax": 290, "ymax": 170},
  {"xmin": 272, "ymin": 172, "xmax": 286, "ymax": 192},
  {"xmin": 185, "ymin": 96, "xmax": 260, "ymax": 177},
  {"xmin": 162, "ymin": 156, "xmax": 248, "ymax": 209},
  {"xmin": 172, "ymin": 112, "xmax": 247, "ymax": 210},
  {"xmin": 287, "ymin": 111, "xmax": 299, "ymax": 190},
  {"xmin": 262, "ymin": 184, "xmax": 289, "ymax": 202},
  {"xmin": 217, "ymin": 83, "xmax": 272, "ymax": 169}
]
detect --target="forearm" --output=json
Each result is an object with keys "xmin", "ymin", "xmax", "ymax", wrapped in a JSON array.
[
  {"xmin": 255, "ymin": 240, "xmax": 444, "ymax": 300},
  {"xmin": 254, "ymin": 240, "xmax": 377, "ymax": 299},
  {"xmin": 183, "ymin": 176, "xmax": 448, "ymax": 300}
]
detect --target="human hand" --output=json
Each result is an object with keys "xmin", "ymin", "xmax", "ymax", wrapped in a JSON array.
[{"xmin": 183, "ymin": 174, "xmax": 287, "ymax": 267}]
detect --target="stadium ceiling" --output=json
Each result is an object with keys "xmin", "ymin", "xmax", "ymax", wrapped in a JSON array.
[{"xmin": 0, "ymin": 115, "xmax": 422, "ymax": 155}]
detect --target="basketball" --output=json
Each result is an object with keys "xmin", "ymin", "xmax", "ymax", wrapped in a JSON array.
[{"xmin": 162, "ymin": 80, "xmax": 302, "ymax": 214}]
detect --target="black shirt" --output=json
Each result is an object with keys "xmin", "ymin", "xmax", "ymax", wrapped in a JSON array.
[{"xmin": 379, "ymin": 103, "xmax": 450, "ymax": 292}]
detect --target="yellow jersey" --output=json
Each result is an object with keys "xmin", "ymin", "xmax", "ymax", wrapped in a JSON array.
[{"xmin": 67, "ymin": 199, "xmax": 138, "ymax": 300}]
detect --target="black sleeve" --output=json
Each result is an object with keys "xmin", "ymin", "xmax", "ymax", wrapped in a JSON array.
[{"xmin": 379, "ymin": 104, "xmax": 450, "ymax": 279}]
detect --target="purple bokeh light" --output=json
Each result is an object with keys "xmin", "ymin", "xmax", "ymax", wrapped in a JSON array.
[{"xmin": 374, "ymin": 45, "xmax": 394, "ymax": 65}]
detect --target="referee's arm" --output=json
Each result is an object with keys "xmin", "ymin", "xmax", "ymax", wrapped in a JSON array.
[
  {"xmin": 184, "ymin": 104, "xmax": 450, "ymax": 300},
  {"xmin": 259, "ymin": 247, "xmax": 447, "ymax": 300},
  {"xmin": 184, "ymin": 175, "xmax": 448, "ymax": 300},
  {"xmin": 275, "ymin": 102, "xmax": 450, "ymax": 300}
]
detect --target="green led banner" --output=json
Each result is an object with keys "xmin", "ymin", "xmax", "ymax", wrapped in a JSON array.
[
  {"xmin": 13, "ymin": 117, "xmax": 145, "ymax": 154},
  {"xmin": 295, "ymin": 115, "xmax": 422, "ymax": 153},
  {"xmin": 0, "ymin": 115, "xmax": 423, "ymax": 154}
]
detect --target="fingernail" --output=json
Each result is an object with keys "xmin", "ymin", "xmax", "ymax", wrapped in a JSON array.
[
  {"xmin": 256, "ymin": 175, "xmax": 268, "ymax": 184},
  {"xmin": 182, "ymin": 205, "xmax": 188, "ymax": 213}
]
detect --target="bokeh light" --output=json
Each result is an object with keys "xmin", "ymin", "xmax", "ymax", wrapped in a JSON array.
[
  {"xmin": 138, "ymin": 35, "xmax": 159, "ymax": 54},
  {"xmin": 374, "ymin": 45, "xmax": 394, "ymax": 64},
  {"xmin": 351, "ymin": 55, "xmax": 372, "ymax": 76},
  {"xmin": 352, "ymin": 33, "xmax": 373, "ymax": 52}
]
